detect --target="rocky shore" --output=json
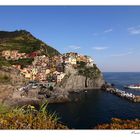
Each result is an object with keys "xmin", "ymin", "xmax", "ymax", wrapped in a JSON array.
[
  {"xmin": 0, "ymin": 82, "xmax": 104, "ymax": 107},
  {"xmin": 0, "ymin": 85, "xmax": 71, "ymax": 107},
  {"xmin": 101, "ymin": 83, "xmax": 140, "ymax": 103}
]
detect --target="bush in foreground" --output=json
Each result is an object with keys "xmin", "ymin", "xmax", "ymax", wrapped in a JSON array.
[
  {"xmin": 95, "ymin": 118, "xmax": 140, "ymax": 129},
  {"xmin": 0, "ymin": 103, "xmax": 67, "ymax": 129}
]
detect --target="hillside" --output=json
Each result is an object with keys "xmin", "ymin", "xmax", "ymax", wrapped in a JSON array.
[{"xmin": 0, "ymin": 30, "xmax": 60, "ymax": 56}]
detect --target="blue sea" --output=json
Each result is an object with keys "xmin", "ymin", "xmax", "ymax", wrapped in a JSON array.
[{"xmin": 48, "ymin": 72, "xmax": 140, "ymax": 129}]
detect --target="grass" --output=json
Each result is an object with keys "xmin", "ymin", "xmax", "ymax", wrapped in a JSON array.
[{"xmin": 0, "ymin": 102, "xmax": 67, "ymax": 129}]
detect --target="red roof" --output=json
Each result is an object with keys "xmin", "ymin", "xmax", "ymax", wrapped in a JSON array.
[{"xmin": 27, "ymin": 52, "xmax": 38, "ymax": 58}]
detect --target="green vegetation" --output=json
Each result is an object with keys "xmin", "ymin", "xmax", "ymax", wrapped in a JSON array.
[
  {"xmin": 0, "ymin": 30, "xmax": 60, "ymax": 56},
  {"xmin": 15, "ymin": 40, "xmax": 41, "ymax": 54},
  {"xmin": 8, "ymin": 58, "xmax": 34, "ymax": 68},
  {"xmin": 95, "ymin": 118, "xmax": 140, "ymax": 129},
  {"xmin": 77, "ymin": 61, "xmax": 87, "ymax": 68},
  {"xmin": 0, "ymin": 58, "xmax": 11, "ymax": 68},
  {"xmin": 0, "ymin": 103, "xmax": 67, "ymax": 129},
  {"xmin": 78, "ymin": 64, "xmax": 101, "ymax": 79},
  {"xmin": 78, "ymin": 64, "xmax": 101, "ymax": 87},
  {"xmin": 45, "ymin": 45, "xmax": 60, "ymax": 57},
  {"xmin": 0, "ymin": 30, "xmax": 60, "ymax": 68},
  {"xmin": 0, "ymin": 74, "xmax": 11, "ymax": 84}
]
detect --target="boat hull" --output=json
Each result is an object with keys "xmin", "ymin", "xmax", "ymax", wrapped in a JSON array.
[{"xmin": 124, "ymin": 85, "xmax": 140, "ymax": 89}]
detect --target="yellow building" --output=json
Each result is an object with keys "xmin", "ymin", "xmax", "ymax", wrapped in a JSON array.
[
  {"xmin": 68, "ymin": 56, "xmax": 77, "ymax": 65},
  {"xmin": 25, "ymin": 73, "xmax": 31, "ymax": 79},
  {"xmin": 10, "ymin": 50, "xmax": 18, "ymax": 59},
  {"xmin": 45, "ymin": 69, "xmax": 51, "ymax": 75},
  {"xmin": 2, "ymin": 50, "xmax": 11, "ymax": 59},
  {"xmin": 32, "ymin": 68, "xmax": 38, "ymax": 75}
]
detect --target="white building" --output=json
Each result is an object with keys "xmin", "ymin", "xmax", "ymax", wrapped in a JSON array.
[
  {"xmin": 68, "ymin": 56, "xmax": 77, "ymax": 65},
  {"xmin": 57, "ymin": 73, "xmax": 66, "ymax": 83},
  {"xmin": 87, "ymin": 56, "xmax": 94, "ymax": 67},
  {"xmin": 46, "ymin": 69, "xmax": 51, "ymax": 75}
]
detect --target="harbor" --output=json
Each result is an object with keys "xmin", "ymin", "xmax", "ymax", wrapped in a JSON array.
[{"xmin": 101, "ymin": 83, "xmax": 140, "ymax": 103}]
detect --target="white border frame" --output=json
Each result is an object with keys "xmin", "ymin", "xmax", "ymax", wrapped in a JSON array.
[
  {"xmin": 0, "ymin": 0, "xmax": 140, "ymax": 5},
  {"xmin": 0, "ymin": 1, "xmax": 140, "ymax": 140}
]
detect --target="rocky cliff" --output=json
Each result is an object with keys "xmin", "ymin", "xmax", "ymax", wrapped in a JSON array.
[{"xmin": 59, "ymin": 64, "xmax": 105, "ymax": 91}]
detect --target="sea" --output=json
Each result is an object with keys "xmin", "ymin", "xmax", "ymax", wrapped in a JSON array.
[{"xmin": 47, "ymin": 72, "xmax": 140, "ymax": 129}]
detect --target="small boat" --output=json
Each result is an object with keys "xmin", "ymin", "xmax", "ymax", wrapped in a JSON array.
[{"xmin": 124, "ymin": 84, "xmax": 140, "ymax": 89}]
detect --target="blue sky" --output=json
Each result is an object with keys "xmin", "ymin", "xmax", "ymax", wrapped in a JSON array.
[{"xmin": 0, "ymin": 6, "xmax": 140, "ymax": 72}]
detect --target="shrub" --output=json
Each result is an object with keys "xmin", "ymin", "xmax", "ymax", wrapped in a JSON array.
[
  {"xmin": 49, "ymin": 86, "xmax": 54, "ymax": 91},
  {"xmin": 0, "ymin": 74, "xmax": 11, "ymax": 83},
  {"xmin": 78, "ymin": 66, "xmax": 101, "ymax": 79},
  {"xmin": 0, "ymin": 58, "xmax": 11, "ymax": 68},
  {"xmin": 8, "ymin": 58, "xmax": 34, "ymax": 68},
  {"xmin": 0, "ymin": 103, "xmax": 67, "ymax": 129},
  {"xmin": 95, "ymin": 118, "xmax": 140, "ymax": 129}
]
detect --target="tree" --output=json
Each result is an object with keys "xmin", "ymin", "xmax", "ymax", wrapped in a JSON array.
[
  {"xmin": 49, "ymin": 86, "xmax": 53, "ymax": 91},
  {"xmin": 77, "ymin": 61, "xmax": 86, "ymax": 68}
]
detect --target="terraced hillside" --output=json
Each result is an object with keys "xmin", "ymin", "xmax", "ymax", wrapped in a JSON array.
[{"xmin": 0, "ymin": 30, "xmax": 60, "ymax": 55}]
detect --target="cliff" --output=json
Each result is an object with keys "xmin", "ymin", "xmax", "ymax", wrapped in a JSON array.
[{"xmin": 59, "ymin": 64, "xmax": 105, "ymax": 91}]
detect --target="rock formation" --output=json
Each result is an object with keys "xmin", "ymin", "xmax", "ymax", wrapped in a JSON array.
[{"xmin": 59, "ymin": 64, "xmax": 105, "ymax": 91}]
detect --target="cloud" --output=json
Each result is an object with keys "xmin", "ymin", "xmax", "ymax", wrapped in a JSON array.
[
  {"xmin": 64, "ymin": 45, "xmax": 81, "ymax": 51},
  {"xmin": 104, "ymin": 28, "xmax": 113, "ymax": 33},
  {"xmin": 128, "ymin": 26, "xmax": 140, "ymax": 35},
  {"xmin": 93, "ymin": 28, "xmax": 113, "ymax": 36},
  {"xmin": 110, "ymin": 51, "xmax": 133, "ymax": 57},
  {"xmin": 68, "ymin": 45, "xmax": 81, "ymax": 50},
  {"xmin": 92, "ymin": 46, "xmax": 109, "ymax": 51}
]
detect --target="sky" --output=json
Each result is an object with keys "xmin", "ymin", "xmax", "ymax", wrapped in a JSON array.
[{"xmin": 0, "ymin": 6, "xmax": 140, "ymax": 72}]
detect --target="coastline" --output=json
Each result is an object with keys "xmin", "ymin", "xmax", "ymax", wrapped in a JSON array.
[{"xmin": 1, "ymin": 85, "xmax": 103, "ymax": 107}]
